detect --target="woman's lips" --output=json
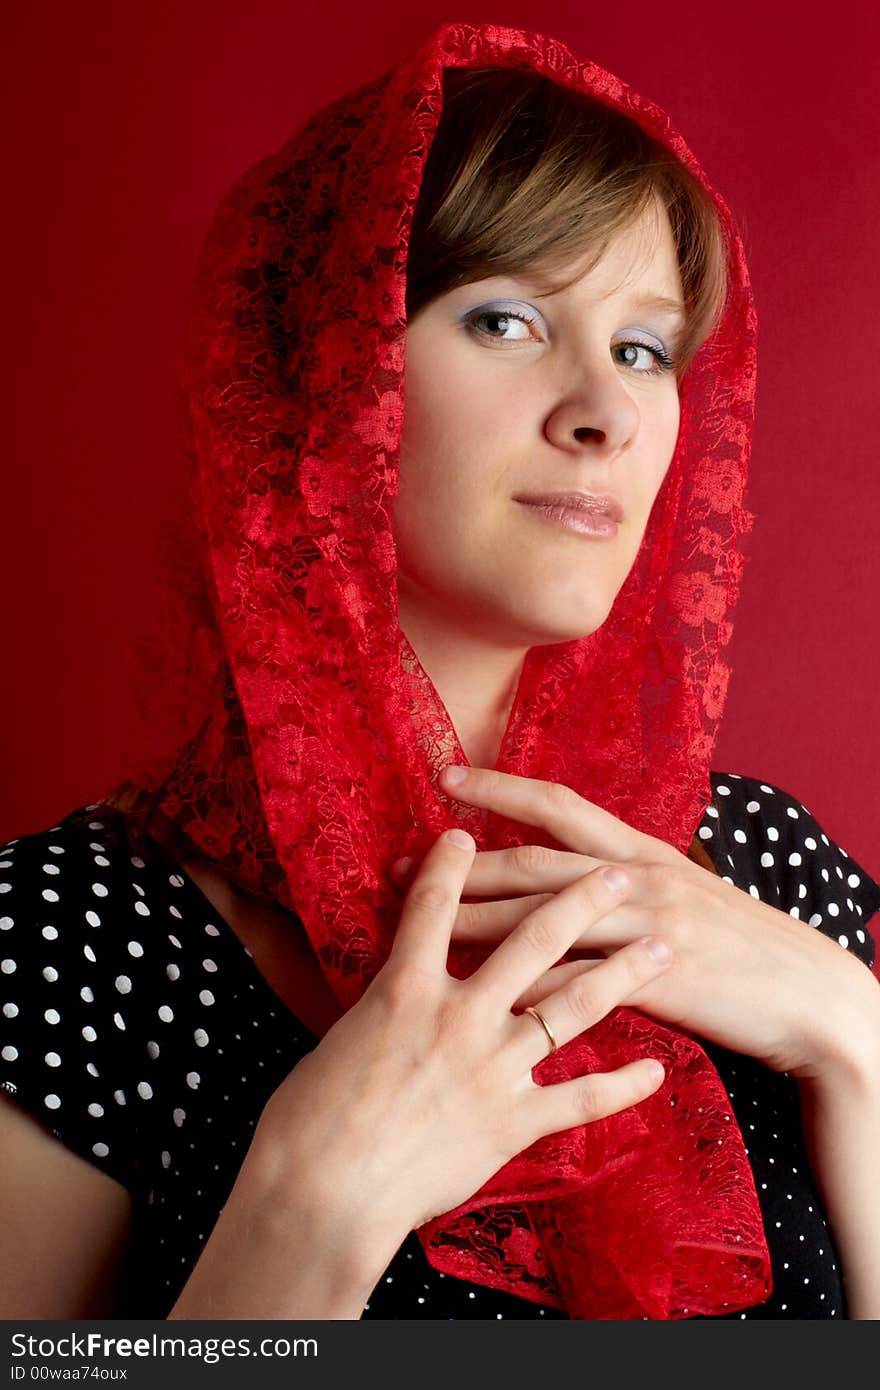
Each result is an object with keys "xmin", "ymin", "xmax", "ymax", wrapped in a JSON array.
[{"xmin": 515, "ymin": 499, "xmax": 620, "ymax": 538}]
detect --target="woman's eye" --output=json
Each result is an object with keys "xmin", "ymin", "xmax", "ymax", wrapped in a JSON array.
[
  {"xmin": 613, "ymin": 340, "xmax": 674, "ymax": 375},
  {"xmin": 464, "ymin": 306, "xmax": 539, "ymax": 342}
]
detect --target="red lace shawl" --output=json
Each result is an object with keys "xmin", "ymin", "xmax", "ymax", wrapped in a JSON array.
[{"xmin": 116, "ymin": 20, "xmax": 770, "ymax": 1318}]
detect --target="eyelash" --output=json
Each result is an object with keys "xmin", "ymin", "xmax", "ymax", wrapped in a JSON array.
[{"xmin": 463, "ymin": 307, "xmax": 677, "ymax": 376}]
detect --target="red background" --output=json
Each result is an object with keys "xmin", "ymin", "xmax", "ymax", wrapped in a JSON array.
[{"xmin": 3, "ymin": 2, "xmax": 878, "ymax": 911}]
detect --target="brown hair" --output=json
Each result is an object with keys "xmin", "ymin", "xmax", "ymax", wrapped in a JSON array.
[{"xmin": 405, "ymin": 66, "xmax": 730, "ymax": 377}]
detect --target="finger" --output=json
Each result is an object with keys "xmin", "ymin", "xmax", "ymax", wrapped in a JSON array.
[
  {"xmin": 391, "ymin": 847, "xmax": 600, "ymax": 896},
  {"xmin": 519, "ymin": 1056, "xmax": 666, "ymax": 1149},
  {"xmin": 389, "ymin": 828, "xmax": 476, "ymax": 976},
  {"xmin": 439, "ymin": 765, "xmax": 646, "ymax": 860},
  {"xmin": 452, "ymin": 892, "xmax": 557, "ymax": 942},
  {"xmin": 511, "ymin": 956, "xmax": 605, "ymax": 1012},
  {"xmin": 509, "ymin": 935, "xmax": 672, "ymax": 1067},
  {"xmin": 472, "ymin": 864, "xmax": 632, "ymax": 1011}
]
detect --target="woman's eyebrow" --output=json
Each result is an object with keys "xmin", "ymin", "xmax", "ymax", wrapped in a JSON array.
[{"xmin": 622, "ymin": 293, "xmax": 686, "ymax": 320}]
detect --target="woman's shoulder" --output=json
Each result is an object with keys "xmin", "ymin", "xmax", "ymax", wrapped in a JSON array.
[
  {"xmin": 701, "ymin": 770, "xmax": 879, "ymax": 968},
  {"xmin": 0, "ymin": 802, "xmax": 188, "ymax": 1193}
]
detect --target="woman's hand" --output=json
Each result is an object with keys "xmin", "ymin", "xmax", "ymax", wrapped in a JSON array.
[
  {"xmin": 256, "ymin": 828, "xmax": 672, "ymax": 1282},
  {"xmin": 388, "ymin": 765, "xmax": 880, "ymax": 1083}
]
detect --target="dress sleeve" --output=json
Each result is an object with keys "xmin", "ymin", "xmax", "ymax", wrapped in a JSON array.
[
  {"xmin": 707, "ymin": 772, "xmax": 879, "ymax": 971},
  {"xmin": 0, "ymin": 809, "xmax": 143, "ymax": 1193}
]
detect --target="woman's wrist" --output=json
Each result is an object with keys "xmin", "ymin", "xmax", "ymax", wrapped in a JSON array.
[{"xmin": 167, "ymin": 1132, "xmax": 400, "ymax": 1319}]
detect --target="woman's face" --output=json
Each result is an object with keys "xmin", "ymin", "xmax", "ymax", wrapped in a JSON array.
[{"xmin": 394, "ymin": 198, "xmax": 684, "ymax": 646}]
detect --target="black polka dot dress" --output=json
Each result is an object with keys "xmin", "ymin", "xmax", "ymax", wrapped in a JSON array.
[{"xmin": 1, "ymin": 772, "xmax": 877, "ymax": 1319}]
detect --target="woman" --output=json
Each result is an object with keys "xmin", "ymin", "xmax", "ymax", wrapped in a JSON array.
[{"xmin": 1, "ymin": 21, "xmax": 879, "ymax": 1320}]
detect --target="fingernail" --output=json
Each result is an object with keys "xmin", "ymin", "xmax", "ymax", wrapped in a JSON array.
[
  {"xmin": 391, "ymin": 856, "xmax": 413, "ymax": 879},
  {"xmin": 602, "ymin": 866, "xmax": 630, "ymax": 892},
  {"xmin": 641, "ymin": 936, "xmax": 671, "ymax": 964},
  {"xmin": 445, "ymin": 828, "xmax": 474, "ymax": 849},
  {"xmin": 645, "ymin": 1060, "xmax": 665, "ymax": 1085},
  {"xmin": 443, "ymin": 765, "xmax": 468, "ymax": 786}
]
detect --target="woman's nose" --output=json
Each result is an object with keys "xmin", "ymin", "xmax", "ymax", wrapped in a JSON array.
[{"xmin": 543, "ymin": 366, "xmax": 639, "ymax": 459}]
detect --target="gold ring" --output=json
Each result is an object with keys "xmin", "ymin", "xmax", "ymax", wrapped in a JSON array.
[{"xmin": 523, "ymin": 1005, "xmax": 558, "ymax": 1054}]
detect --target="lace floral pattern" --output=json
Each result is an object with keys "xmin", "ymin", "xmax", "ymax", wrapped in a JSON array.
[{"xmin": 104, "ymin": 22, "xmax": 766, "ymax": 1317}]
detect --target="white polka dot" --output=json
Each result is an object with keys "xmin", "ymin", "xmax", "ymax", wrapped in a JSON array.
[
  {"xmin": 161, "ymin": 1151, "xmax": 171, "ymax": 1168},
  {"xmin": 716, "ymin": 784, "xmax": 731, "ymax": 796},
  {"xmin": 787, "ymin": 852, "xmax": 802, "ymax": 867},
  {"xmin": 194, "ymin": 1028, "xmax": 209, "ymax": 1048},
  {"xmin": 202, "ymin": 959, "xmax": 218, "ymax": 973},
  {"xmin": 1, "ymin": 1045, "xmax": 18, "ymax": 1061},
  {"xmin": 93, "ymin": 855, "xmax": 110, "ymax": 868},
  {"xmin": 766, "ymin": 827, "xmax": 779, "ymax": 842},
  {"xmin": 698, "ymin": 827, "xmax": 713, "ymax": 840},
  {"xmin": 158, "ymin": 1005, "xmax": 174, "ymax": 1023},
  {"xmin": 88, "ymin": 822, "xmax": 104, "ymax": 831},
  {"xmin": 169, "ymin": 874, "xmax": 185, "ymax": 888},
  {"xmin": 2, "ymin": 1003, "xmax": 18, "ymax": 1018},
  {"xmin": 80, "ymin": 986, "xmax": 94, "ymax": 1003},
  {"xmin": 809, "ymin": 914, "xmax": 822, "ymax": 927},
  {"xmin": 168, "ymin": 934, "xmax": 182, "ymax": 949},
  {"xmin": 746, "ymin": 801, "xmax": 761, "ymax": 813},
  {"xmin": 113, "ymin": 1011, "xmax": 126, "ymax": 1031},
  {"xmin": 199, "ymin": 990, "xmax": 215, "ymax": 1006},
  {"xmin": 856, "ymin": 930, "xmax": 866, "ymax": 944},
  {"xmin": 128, "ymin": 941, "xmax": 144, "ymax": 957},
  {"xmin": 134, "ymin": 902, "xmax": 150, "ymax": 917},
  {"xmin": 42, "ymin": 863, "xmax": 61, "ymax": 876},
  {"xmin": 113, "ymin": 1089, "xmax": 126, "ymax": 1105},
  {"xmin": 2, "ymin": 960, "xmax": 17, "ymax": 975},
  {"xmin": 749, "ymin": 885, "xmax": 760, "ymax": 899},
  {"xmin": 789, "ymin": 907, "xmax": 800, "ymax": 919},
  {"xmin": 186, "ymin": 1072, "xmax": 201, "ymax": 1089},
  {"xmin": 91, "ymin": 883, "xmax": 109, "ymax": 898},
  {"xmin": 137, "ymin": 1081, "xmax": 153, "ymax": 1100},
  {"xmin": 87, "ymin": 1062, "xmax": 99, "ymax": 1077},
  {"xmin": 786, "ymin": 807, "xmax": 799, "ymax": 819},
  {"xmin": 846, "ymin": 873, "xmax": 861, "ymax": 888},
  {"xmin": 44, "ymin": 1008, "xmax": 60, "ymax": 1024},
  {"xmin": 804, "ymin": 836, "xmax": 817, "ymax": 850},
  {"xmin": 169, "ymin": 907, "xmax": 182, "ymax": 920},
  {"xmin": 82, "ymin": 1026, "xmax": 97, "ymax": 1042},
  {"xmin": 92, "ymin": 1142, "xmax": 110, "ymax": 1158},
  {"xmin": 204, "ymin": 924, "xmax": 220, "ymax": 937},
  {"xmin": 48, "ymin": 846, "xmax": 64, "ymax": 856},
  {"xmin": 115, "ymin": 976, "xmax": 132, "ymax": 994},
  {"xmin": 42, "ymin": 967, "xmax": 58, "ymax": 982},
  {"xmin": 147, "ymin": 1040, "xmax": 160, "ymax": 1059},
  {"xmin": 173, "ymin": 1108, "xmax": 186, "ymax": 1127},
  {"xmin": 41, "ymin": 889, "xmax": 59, "ymax": 903},
  {"xmin": 84, "ymin": 945, "xmax": 97, "ymax": 963},
  {"xmin": 0, "ymin": 885, "xmax": 12, "ymax": 895},
  {"xmin": 85, "ymin": 911, "xmax": 101, "ymax": 927},
  {"xmin": 0, "ymin": 917, "xmax": 13, "ymax": 930},
  {"xmin": 88, "ymin": 1102, "xmax": 104, "ymax": 1118},
  {"xmin": 130, "ymin": 856, "xmax": 145, "ymax": 870},
  {"xmin": 837, "ymin": 935, "xmax": 849, "ymax": 949},
  {"xmin": 760, "ymin": 853, "xmax": 774, "ymax": 868},
  {"xmin": 166, "ymin": 964, "xmax": 180, "ymax": 981},
  {"xmin": 827, "ymin": 902, "xmax": 839, "ymax": 916},
  {"xmin": 44, "ymin": 1094, "xmax": 61, "ymax": 1110},
  {"xmin": 45, "ymin": 1052, "xmax": 61, "ymax": 1067},
  {"xmin": 733, "ymin": 830, "xmax": 747, "ymax": 844},
  {"xmin": 41, "ymin": 925, "xmax": 59, "ymax": 941},
  {"xmin": 759, "ymin": 784, "xmax": 775, "ymax": 795}
]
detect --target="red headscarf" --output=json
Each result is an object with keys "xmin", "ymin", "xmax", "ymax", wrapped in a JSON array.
[{"xmin": 113, "ymin": 21, "xmax": 770, "ymax": 1318}]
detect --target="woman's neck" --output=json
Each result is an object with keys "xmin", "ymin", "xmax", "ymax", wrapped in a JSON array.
[{"xmin": 397, "ymin": 586, "xmax": 527, "ymax": 770}]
